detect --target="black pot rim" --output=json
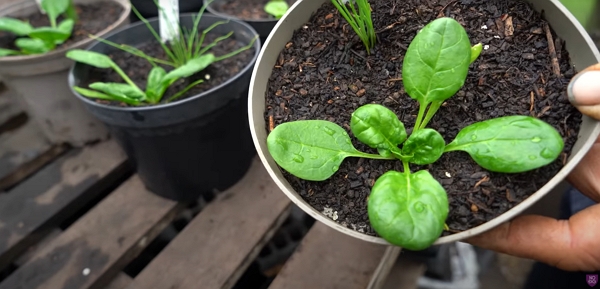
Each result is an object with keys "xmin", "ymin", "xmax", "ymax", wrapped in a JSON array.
[
  {"xmin": 205, "ymin": 0, "xmax": 282, "ymax": 24},
  {"xmin": 67, "ymin": 13, "xmax": 260, "ymax": 113}
]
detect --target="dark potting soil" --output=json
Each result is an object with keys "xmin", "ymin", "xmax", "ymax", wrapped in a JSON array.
[
  {"xmin": 0, "ymin": 2, "xmax": 124, "ymax": 51},
  {"xmin": 264, "ymin": 0, "xmax": 582, "ymax": 237},
  {"xmin": 212, "ymin": 0, "xmax": 297, "ymax": 20},
  {"xmin": 81, "ymin": 34, "xmax": 255, "ymax": 106}
]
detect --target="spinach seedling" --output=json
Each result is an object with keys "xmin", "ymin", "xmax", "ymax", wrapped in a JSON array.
[
  {"xmin": 331, "ymin": 0, "xmax": 376, "ymax": 54},
  {"xmin": 264, "ymin": 0, "xmax": 290, "ymax": 19},
  {"xmin": 0, "ymin": 0, "xmax": 77, "ymax": 56},
  {"xmin": 68, "ymin": 0, "xmax": 256, "ymax": 105},
  {"xmin": 266, "ymin": 17, "xmax": 564, "ymax": 250},
  {"xmin": 67, "ymin": 50, "xmax": 212, "ymax": 105}
]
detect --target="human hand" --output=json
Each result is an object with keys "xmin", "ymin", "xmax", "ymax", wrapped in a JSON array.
[{"xmin": 466, "ymin": 64, "xmax": 600, "ymax": 272}]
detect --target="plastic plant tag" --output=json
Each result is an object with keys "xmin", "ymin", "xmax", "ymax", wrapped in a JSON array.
[
  {"xmin": 159, "ymin": 0, "xmax": 179, "ymax": 43},
  {"xmin": 35, "ymin": 0, "xmax": 46, "ymax": 14}
]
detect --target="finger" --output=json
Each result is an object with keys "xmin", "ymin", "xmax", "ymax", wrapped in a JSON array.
[
  {"xmin": 465, "ymin": 203, "xmax": 600, "ymax": 271},
  {"xmin": 568, "ymin": 65, "xmax": 600, "ymax": 120},
  {"xmin": 567, "ymin": 138, "xmax": 600, "ymax": 203}
]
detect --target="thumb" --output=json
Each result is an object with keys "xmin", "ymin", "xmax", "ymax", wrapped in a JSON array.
[{"xmin": 568, "ymin": 64, "xmax": 600, "ymax": 120}]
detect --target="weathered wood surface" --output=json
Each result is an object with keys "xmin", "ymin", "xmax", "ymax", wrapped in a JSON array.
[
  {"xmin": 103, "ymin": 273, "xmax": 133, "ymax": 289},
  {"xmin": 0, "ymin": 120, "xmax": 54, "ymax": 190},
  {"xmin": 0, "ymin": 175, "xmax": 182, "ymax": 289},
  {"xmin": 0, "ymin": 140, "xmax": 130, "ymax": 272},
  {"xmin": 126, "ymin": 158, "xmax": 292, "ymax": 289},
  {"xmin": 381, "ymin": 256, "xmax": 427, "ymax": 289},
  {"xmin": 268, "ymin": 222, "xmax": 391, "ymax": 289}
]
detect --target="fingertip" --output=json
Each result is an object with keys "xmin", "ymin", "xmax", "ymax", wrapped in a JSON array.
[{"xmin": 568, "ymin": 71, "xmax": 600, "ymax": 106}]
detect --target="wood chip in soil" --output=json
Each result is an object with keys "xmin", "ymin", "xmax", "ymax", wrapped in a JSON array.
[
  {"xmin": 0, "ymin": 2, "xmax": 124, "ymax": 51},
  {"xmin": 81, "ymin": 34, "xmax": 256, "ymax": 106},
  {"xmin": 264, "ymin": 0, "xmax": 582, "ymax": 237},
  {"xmin": 210, "ymin": 0, "xmax": 297, "ymax": 20}
]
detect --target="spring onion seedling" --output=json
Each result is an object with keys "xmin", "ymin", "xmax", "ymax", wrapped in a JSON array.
[
  {"xmin": 67, "ymin": 0, "xmax": 257, "ymax": 106},
  {"xmin": 264, "ymin": 0, "xmax": 290, "ymax": 19},
  {"xmin": 266, "ymin": 18, "xmax": 564, "ymax": 250},
  {"xmin": 0, "ymin": 0, "xmax": 77, "ymax": 56},
  {"xmin": 331, "ymin": 0, "xmax": 376, "ymax": 54}
]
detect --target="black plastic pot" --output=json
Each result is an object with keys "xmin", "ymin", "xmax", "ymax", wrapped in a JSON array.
[
  {"xmin": 205, "ymin": 0, "xmax": 292, "ymax": 44},
  {"xmin": 129, "ymin": 0, "xmax": 205, "ymax": 21},
  {"xmin": 69, "ymin": 14, "xmax": 261, "ymax": 202}
]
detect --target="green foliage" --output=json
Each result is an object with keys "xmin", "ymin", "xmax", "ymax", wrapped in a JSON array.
[
  {"xmin": 67, "ymin": 50, "xmax": 214, "ymax": 105},
  {"xmin": 0, "ymin": 0, "xmax": 77, "ymax": 56},
  {"xmin": 264, "ymin": 0, "xmax": 289, "ymax": 19},
  {"xmin": 68, "ymin": 0, "xmax": 257, "ymax": 106},
  {"xmin": 266, "ymin": 17, "xmax": 565, "ymax": 250},
  {"xmin": 331, "ymin": 0, "xmax": 376, "ymax": 54}
]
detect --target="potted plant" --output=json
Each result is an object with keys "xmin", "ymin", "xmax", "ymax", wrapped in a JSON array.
[
  {"xmin": 68, "ymin": 2, "xmax": 260, "ymax": 202},
  {"xmin": 204, "ymin": 0, "xmax": 295, "ymax": 44},
  {"xmin": 248, "ymin": 0, "xmax": 600, "ymax": 249},
  {"xmin": 0, "ymin": 0, "xmax": 131, "ymax": 147}
]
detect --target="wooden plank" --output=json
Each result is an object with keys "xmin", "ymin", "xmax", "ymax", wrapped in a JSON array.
[
  {"xmin": 0, "ymin": 140, "xmax": 130, "ymax": 272},
  {"xmin": 381, "ymin": 256, "xmax": 427, "ymax": 289},
  {"xmin": 103, "ymin": 273, "xmax": 133, "ymax": 289},
  {"xmin": 268, "ymin": 222, "xmax": 390, "ymax": 289},
  {"xmin": 0, "ymin": 175, "xmax": 182, "ymax": 289},
  {"xmin": 126, "ymin": 158, "xmax": 292, "ymax": 289}
]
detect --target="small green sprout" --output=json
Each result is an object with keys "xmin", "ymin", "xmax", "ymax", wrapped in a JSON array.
[
  {"xmin": 266, "ymin": 18, "xmax": 564, "ymax": 250},
  {"xmin": 0, "ymin": 0, "xmax": 77, "ymax": 56},
  {"xmin": 264, "ymin": 0, "xmax": 290, "ymax": 19},
  {"xmin": 331, "ymin": 0, "xmax": 376, "ymax": 54}
]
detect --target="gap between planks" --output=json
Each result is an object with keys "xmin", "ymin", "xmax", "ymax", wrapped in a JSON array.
[
  {"xmin": 126, "ymin": 157, "xmax": 292, "ymax": 289},
  {"xmin": 0, "ymin": 175, "xmax": 184, "ymax": 289},
  {"xmin": 0, "ymin": 140, "xmax": 130, "ymax": 273}
]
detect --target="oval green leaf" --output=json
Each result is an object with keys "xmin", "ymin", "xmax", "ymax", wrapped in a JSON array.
[
  {"xmin": 402, "ymin": 17, "xmax": 472, "ymax": 104},
  {"xmin": 351, "ymin": 104, "xmax": 406, "ymax": 157},
  {"xmin": 268, "ymin": 120, "xmax": 386, "ymax": 181},
  {"xmin": 445, "ymin": 116, "xmax": 564, "ymax": 173},
  {"xmin": 264, "ymin": 0, "xmax": 289, "ymax": 19},
  {"xmin": 162, "ymin": 54, "xmax": 216, "ymax": 84},
  {"xmin": 29, "ymin": 26, "xmax": 71, "ymax": 45},
  {"xmin": 15, "ymin": 38, "xmax": 52, "ymax": 54},
  {"xmin": 41, "ymin": 0, "xmax": 70, "ymax": 26},
  {"xmin": 66, "ymin": 50, "xmax": 116, "ymax": 69},
  {"xmin": 0, "ymin": 17, "xmax": 33, "ymax": 36},
  {"xmin": 89, "ymin": 82, "xmax": 147, "ymax": 101},
  {"xmin": 368, "ymin": 170, "xmax": 448, "ymax": 251},
  {"xmin": 0, "ymin": 48, "xmax": 20, "ymax": 57},
  {"xmin": 402, "ymin": 128, "xmax": 446, "ymax": 165}
]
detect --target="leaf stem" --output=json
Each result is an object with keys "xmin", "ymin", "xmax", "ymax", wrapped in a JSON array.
[
  {"xmin": 354, "ymin": 152, "xmax": 396, "ymax": 160},
  {"xmin": 419, "ymin": 101, "xmax": 442, "ymax": 129},
  {"xmin": 414, "ymin": 102, "xmax": 428, "ymax": 132},
  {"xmin": 403, "ymin": 160, "xmax": 410, "ymax": 174}
]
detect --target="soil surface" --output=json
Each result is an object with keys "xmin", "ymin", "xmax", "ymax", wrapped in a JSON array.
[
  {"xmin": 0, "ymin": 2, "xmax": 124, "ymax": 51},
  {"xmin": 81, "ymin": 34, "xmax": 256, "ymax": 106},
  {"xmin": 264, "ymin": 0, "xmax": 582, "ymax": 237},
  {"xmin": 211, "ymin": 0, "xmax": 297, "ymax": 20}
]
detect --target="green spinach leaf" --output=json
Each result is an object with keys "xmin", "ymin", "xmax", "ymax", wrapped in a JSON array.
[
  {"xmin": 445, "ymin": 115, "xmax": 564, "ymax": 173},
  {"xmin": 15, "ymin": 38, "xmax": 52, "ymax": 54},
  {"xmin": 368, "ymin": 170, "xmax": 448, "ymax": 250},
  {"xmin": 470, "ymin": 43, "xmax": 482, "ymax": 64},
  {"xmin": 66, "ymin": 50, "xmax": 116, "ymax": 69},
  {"xmin": 0, "ymin": 48, "xmax": 20, "ymax": 56},
  {"xmin": 88, "ymin": 82, "xmax": 147, "ymax": 101},
  {"xmin": 267, "ymin": 120, "xmax": 394, "ymax": 181},
  {"xmin": 41, "ymin": 0, "xmax": 71, "ymax": 27},
  {"xmin": 0, "ymin": 17, "xmax": 33, "ymax": 36},
  {"xmin": 29, "ymin": 22, "xmax": 73, "ymax": 45},
  {"xmin": 73, "ymin": 86, "xmax": 141, "ymax": 106},
  {"xmin": 265, "ymin": 0, "xmax": 289, "ymax": 19},
  {"xmin": 402, "ymin": 128, "xmax": 446, "ymax": 165},
  {"xmin": 162, "ymin": 54, "xmax": 216, "ymax": 85},
  {"xmin": 146, "ymin": 66, "xmax": 168, "ymax": 103},
  {"xmin": 402, "ymin": 17, "xmax": 472, "ymax": 104},
  {"xmin": 350, "ymin": 104, "xmax": 406, "ymax": 158}
]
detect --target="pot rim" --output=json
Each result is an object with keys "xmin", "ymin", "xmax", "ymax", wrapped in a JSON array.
[
  {"xmin": 248, "ymin": 0, "xmax": 600, "ymax": 246},
  {"xmin": 0, "ymin": 0, "xmax": 131, "ymax": 63},
  {"xmin": 204, "ymin": 0, "xmax": 287, "ymax": 24},
  {"xmin": 67, "ymin": 13, "xmax": 261, "ymax": 112}
]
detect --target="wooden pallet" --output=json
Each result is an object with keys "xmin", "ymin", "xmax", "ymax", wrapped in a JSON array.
[{"xmin": 0, "ymin": 87, "xmax": 406, "ymax": 289}]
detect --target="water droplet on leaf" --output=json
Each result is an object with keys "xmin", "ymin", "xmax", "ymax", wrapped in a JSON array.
[
  {"xmin": 528, "ymin": 155, "xmax": 537, "ymax": 160},
  {"xmin": 293, "ymin": 154, "xmax": 304, "ymax": 163},
  {"xmin": 540, "ymin": 148, "xmax": 555, "ymax": 159},
  {"xmin": 531, "ymin": 137, "xmax": 541, "ymax": 143},
  {"xmin": 310, "ymin": 155, "xmax": 318, "ymax": 159},
  {"xmin": 414, "ymin": 202, "xmax": 425, "ymax": 213},
  {"xmin": 471, "ymin": 135, "xmax": 477, "ymax": 141},
  {"xmin": 324, "ymin": 127, "xmax": 336, "ymax": 136}
]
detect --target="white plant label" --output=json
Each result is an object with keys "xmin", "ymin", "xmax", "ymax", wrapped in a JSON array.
[
  {"xmin": 35, "ymin": 0, "xmax": 46, "ymax": 14},
  {"xmin": 159, "ymin": 0, "xmax": 179, "ymax": 43}
]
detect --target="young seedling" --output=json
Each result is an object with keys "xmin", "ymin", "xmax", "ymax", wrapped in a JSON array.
[
  {"xmin": 68, "ymin": 0, "xmax": 257, "ymax": 106},
  {"xmin": 264, "ymin": 0, "xmax": 290, "ymax": 19},
  {"xmin": 266, "ymin": 17, "xmax": 564, "ymax": 250},
  {"xmin": 331, "ymin": 0, "xmax": 376, "ymax": 54},
  {"xmin": 0, "ymin": 0, "xmax": 77, "ymax": 56}
]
